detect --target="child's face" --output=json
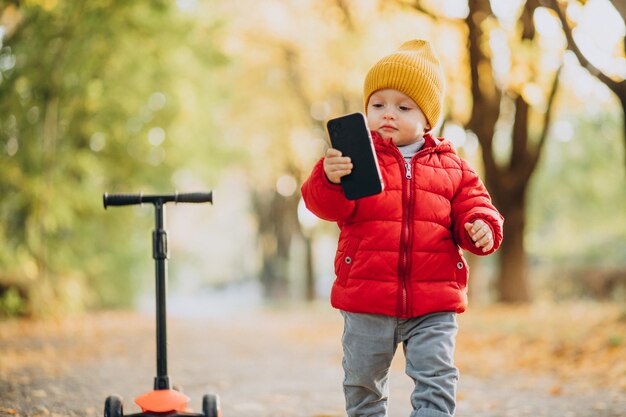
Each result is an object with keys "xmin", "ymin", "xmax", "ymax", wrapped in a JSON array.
[{"xmin": 366, "ymin": 89, "xmax": 429, "ymax": 147}]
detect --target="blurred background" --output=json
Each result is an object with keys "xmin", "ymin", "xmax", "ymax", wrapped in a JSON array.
[{"xmin": 1, "ymin": 0, "xmax": 625, "ymax": 318}]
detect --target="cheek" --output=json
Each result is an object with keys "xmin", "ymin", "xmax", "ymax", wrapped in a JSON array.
[
  {"xmin": 366, "ymin": 112, "xmax": 377, "ymax": 127},
  {"xmin": 410, "ymin": 116, "xmax": 426, "ymax": 130},
  {"xmin": 418, "ymin": 113, "xmax": 428, "ymax": 128}
]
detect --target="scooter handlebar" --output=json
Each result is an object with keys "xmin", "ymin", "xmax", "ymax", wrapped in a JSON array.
[
  {"xmin": 103, "ymin": 192, "xmax": 213, "ymax": 208},
  {"xmin": 103, "ymin": 193, "xmax": 142, "ymax": 208},
  {"xmin": 175, "ymin": 192, "xmax": 213, "ymax": 204}
]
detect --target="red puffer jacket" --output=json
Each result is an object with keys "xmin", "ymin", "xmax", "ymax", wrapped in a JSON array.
[{"xmin": 301, "ymin": 132, "xmax": 503, "ymax": 318}]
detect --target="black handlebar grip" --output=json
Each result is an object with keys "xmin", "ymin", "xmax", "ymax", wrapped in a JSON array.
[
  {"xmin": 175, "ymin": 192, "xmax": 213, "ymax": 204},
  {"xmin": 103, "ymin": 191, "xmax": 214, "ymax": 208},
  {"xmin": 103, "ymin": 193, "xmax": 143, "ymax": 208}
]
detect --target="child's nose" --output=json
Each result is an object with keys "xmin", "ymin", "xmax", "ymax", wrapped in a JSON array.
[{"xmin": 383, "ymin": 110, "xmax": 396, "ymax": 120}]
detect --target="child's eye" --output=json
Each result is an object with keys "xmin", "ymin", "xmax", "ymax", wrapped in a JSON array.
[
  {"xmin": 371, "ymin": 103, "xmax": 384, "ymax": 108},
  {"xmin": 399, "ymin": 106, "xmax": 411, "ymax": 111}
]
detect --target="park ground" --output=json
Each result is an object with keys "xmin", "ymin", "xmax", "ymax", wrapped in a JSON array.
[{"xmin": 1, "ymin": 298, "xmax": 625, "ymax": 417}]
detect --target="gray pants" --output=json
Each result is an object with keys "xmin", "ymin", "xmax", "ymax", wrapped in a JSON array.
[{"xmin": 341, "ymin": 311, "xmax": 459, "ymax": 417}]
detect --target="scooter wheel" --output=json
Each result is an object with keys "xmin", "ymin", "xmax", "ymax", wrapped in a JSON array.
[
  {"xmin": 104, "ymin": 395, "xmax": 123, "ymax": 417},
  {"xmin": 202, "ymin": 394, "xmax": 220, "ymax": 417}
]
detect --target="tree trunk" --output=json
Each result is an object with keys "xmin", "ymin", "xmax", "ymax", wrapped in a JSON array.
[
  {"xmin": 303, "ymin": 234, "xmax": 315, "ymax": 301},
  {"xmin": 253, "ymin": 190, "xmax": 301, "ymax": 299},
  {"xmin": 618, "ymin": 94, "xmax": 626, "ymax": 172},
  {"xmin": 495, "ymin": 192, "xmax": 530, "ymax": 302},
  {"xmin": 466, "ymin": 253, "xmax": 486, "ymax": 304}
]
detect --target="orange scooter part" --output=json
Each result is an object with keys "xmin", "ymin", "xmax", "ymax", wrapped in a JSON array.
[{"xmin": 134, "ymin": 389, "xmax": 191, "ymax": 413}]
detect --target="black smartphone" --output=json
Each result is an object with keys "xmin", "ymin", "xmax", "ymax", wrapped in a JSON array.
[{"xmin": 327, "ymin": 112, "xmax": 384, "ymax": 200}]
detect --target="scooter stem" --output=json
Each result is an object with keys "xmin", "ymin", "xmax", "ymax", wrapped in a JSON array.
[{"xmin": 153, "ymin": 202, "xmax": 170, "ymax": 390}]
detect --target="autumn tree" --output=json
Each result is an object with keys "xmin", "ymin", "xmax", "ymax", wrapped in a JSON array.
[
  {"xmin": 0, "ymin": 0, "xmax": 226, "ymax": 316},
  {"xmin": 466, "ymin": 0, "xmax": 554, "ymax": 302}
]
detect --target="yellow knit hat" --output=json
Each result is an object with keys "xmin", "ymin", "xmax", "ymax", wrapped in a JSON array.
[{"xmin": 363, "ymin": 39, "xmax": 445, "ymax": 130}]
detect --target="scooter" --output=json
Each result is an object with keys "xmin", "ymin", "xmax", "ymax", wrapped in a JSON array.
[{"xmin": 102, "ymin": 192, "xmax": 220, "ymax": 417}]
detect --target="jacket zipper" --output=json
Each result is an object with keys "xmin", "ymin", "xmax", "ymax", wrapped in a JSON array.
[{"xmin": 398, "ymin": 159, "xmax": 412, "ymax": 317}]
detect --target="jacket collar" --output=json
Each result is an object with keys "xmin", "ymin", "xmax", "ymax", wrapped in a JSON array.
[{"xmin": 372, "ymin": 131, "xmax": 455, "ymax": 155}]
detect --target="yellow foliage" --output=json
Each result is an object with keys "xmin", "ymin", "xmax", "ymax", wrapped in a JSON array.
[
  {"xmin": 456, "ymin": 302, "xmax": 626, "ymax": 390},
  {"xmin": 22, "ymin": 0, "xmax": 58, "ymax": 11}
]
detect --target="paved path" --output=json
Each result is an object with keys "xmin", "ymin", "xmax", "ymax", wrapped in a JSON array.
[{"xmin": 0, "ymin": 303, "xmax": 624, "ymax": 417}]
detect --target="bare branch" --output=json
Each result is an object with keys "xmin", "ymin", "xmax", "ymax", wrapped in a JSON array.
[
  {"xmin": 609, "ymin": 0, "xmax": 626, "ymax": 20},
  {"xmin": 526, "ymin": 64, "xmax": 563, "ymax": 178},
  {"xmin": 465, "ymin": 0, "xmax": 501, "ymax": 145},
  {"xmin": 543, "ymin": 0, "xmax": 620, "ymax": 90},
  {"xmin": 332, "ymin": 0, "xmax": 356, "ymax": 32},
  {"xmin": 402, "ymin": 0, "xmax": 465, "ymax": 23}
]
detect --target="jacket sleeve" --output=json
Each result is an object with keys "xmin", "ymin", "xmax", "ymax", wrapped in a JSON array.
[
  {"xmin": 451, "ymin": 160, "xmax": 504, "ymax": 256},
  {"xmin": 301, "ymin": 158, "xmax": 356, "ymax": 222}
]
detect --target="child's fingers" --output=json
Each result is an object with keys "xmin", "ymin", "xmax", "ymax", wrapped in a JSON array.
[
  {"xmin": 473, "ymin": 225, "xmax": 490, "ymax": 241},
  {"xmin": 329, "ymin": 161, "xmax": 353, "ymax": 170},
  {"xmin": 326, "ymin": 153, "xmax": 352, "ymax": 164},
  {"xmin": 324, "ymin": 151, "xmax": 352, "ymax": 170},
  {"xmin": 465, "ymin": 221, "xmax": 493, "ymax": 251},
  {"xmin": 466, "ymin": 220, "xmax": 487, "ymax": 235},
  {"xmin": 326, "ymin": 147, "xmax": 343, "ymax": 158},
  {"xmin": 464, "ymin": 221, "xmax": 478, "ymax": 234},
  {"xmin": 327, "ymin": 167, "xmax": 352, "ymax": 177},
  {"xmin": 479, "ymin": 238, "xmax": 494, "ymax": 252},
  {"xmin": 324, "ymin": 149, "xmax": 353, "ymax": 183},
  {"xmin": 474, "ymin": 234, "xmax": 493, "ymax": 249},
  {"xmin": 324, "ymin": 159, "xmax": 353, "ymax": 172}
]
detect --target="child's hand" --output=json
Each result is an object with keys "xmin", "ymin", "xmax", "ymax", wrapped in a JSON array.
[
  {"xmin": 323, "ymin": 148, "xmax": 353, "ymax": 184},
  {"xmin": 464, "ymin": 220, "xmax": 494, "ymax": 253}
]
